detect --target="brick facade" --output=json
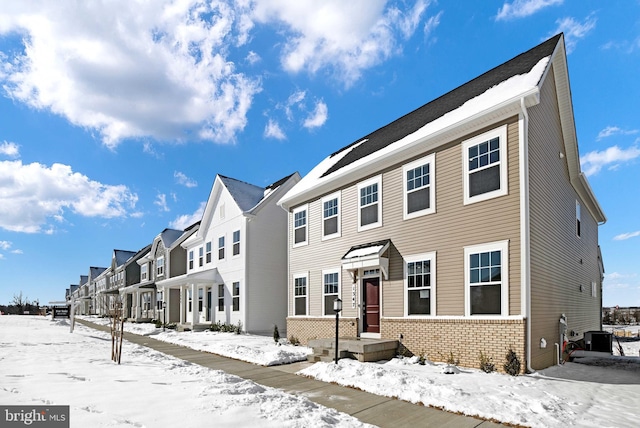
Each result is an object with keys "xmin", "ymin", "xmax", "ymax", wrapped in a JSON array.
[{"xmin": 287, "ymin": 317, "xmax": 359, "ymax": 344}]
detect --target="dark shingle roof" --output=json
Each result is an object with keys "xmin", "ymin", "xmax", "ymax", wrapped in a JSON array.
[
  {"xmin": 266, "ymin": 172, "xmax": 297, "ymax": 192},
  {"xmin": 321, "ymin": 34, "xmax": 561, "ymax": 178},
  {"xmin": 114, "ymin": 249, "xmax": 137, "ymax": 266}
]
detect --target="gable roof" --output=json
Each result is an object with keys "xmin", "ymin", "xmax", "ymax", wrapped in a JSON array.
[
  {"xmin": 113, "ymin": 249, "xmax": 137, "ymax": 267},
  {"xmin": 88, "ymin": 266, "xmax": 107, "ymax": 281},
  {"xmin": 279, "ymin": 34, "xmax": 604, "ymax": 223},
  {"xmin": 219, "ymin": 175, "xmax": 266, "ymax": 212}
]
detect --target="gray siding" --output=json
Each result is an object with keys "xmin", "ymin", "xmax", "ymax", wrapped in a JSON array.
[
  {"xmin": 289, "ymin": 117, "xmax": 522, "ymax": 320},
  {"xmin": 528, "ymin": 65, "xmax": 601, "ymax": 369}
]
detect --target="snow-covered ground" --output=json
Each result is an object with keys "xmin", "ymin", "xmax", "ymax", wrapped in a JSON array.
[
  {"xmin": 4, "ymin": 315, "xmax": 639, "ymax": 428},
  {"xmin": 79, "ymin": 315, "xmax": 312, "ymax": 366},
  {"xmin": 0, "ymin": 316, "xmax": 369, "ymax": 428}
]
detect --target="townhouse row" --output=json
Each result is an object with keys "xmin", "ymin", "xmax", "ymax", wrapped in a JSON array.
[{"xmin": 67, "ymin": 33, "xmax": 605, "ymax": 371}]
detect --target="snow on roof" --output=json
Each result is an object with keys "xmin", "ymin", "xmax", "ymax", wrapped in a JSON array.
[
  {"xmin": 342, "ymin": 240, "xmax": 390, "ymax": 260},
  {"xmin": 280, "ymin": 35, "xmax": 559, "ymax": 208},
  {"xmin": 219, "ymin": 175, "xmax": 267, "ymax": 212},
  {"xmin": 113, "ymin": 249, "xmax": 137, "ymax": 266},
  {"xmin": 159, "ymin": 228, "xmax": 184, "ymax": 247}
]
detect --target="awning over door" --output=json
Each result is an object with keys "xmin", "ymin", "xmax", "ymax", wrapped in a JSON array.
[{"xmin": 341, "ymin": 239, "xmax": 390, "ymax": 280}]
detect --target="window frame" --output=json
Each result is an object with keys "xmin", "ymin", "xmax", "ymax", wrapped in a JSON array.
[
  {"xmin": 404, "ymin": 252, "xmax": 436, "ymax": 317},
  {"xmin": 462, "ymin": 125, "xmax": 508, "ymax": 205},
  {"xmin": 218, "ymin": 236, "xmax": 225, "ymax": 260},
  {"xmin": 293, "ymin": 273, "xmax": 308, "ymax": 316},
  {"xmin": 198, "ymin": 288, "xmax": 204, "ymax": 312},
  {"xmin": 464, "ymin": 240, "xmax": 509, "ymax": 317},
  {"xmin": 403, "ymin": 154, "xmax": 436, "ymax": 220},
  {"xmin": 198, "ymin": 246, "xmax": 204, "ymax": 267},
  {"xmin": 233, "ymin": 230, "xmax": 240, "ymax": 256},
  {"xmin": 357, "ymin": 175, "xmax": 383, "ymax": 231},
  {"xmin": 205, "ymin": 241, "xmax": 212, "ymax": 263},
  {"xmin": 156, "ymin": 256, "xmax": 165, "ymax": 277},
  {"xmin": 218, "ymin": 284, "xmax": 225, "ymax": 311},
  {"xmin": 188, "ymin": 250, "xmax": 194, "ymax": 270},
  {"xmin": 321, "ymin": 192, "xmax": 341, "ymax": 240},
  {"xmin": 140, "ymin": 263, "xmax": 148, "ymax": 281},
  {"xmin": 292, "ymin": 205, "xmax": 308, "ymax": 247},
  {"xmin": 322, "ymin": 269, "xmax": 341, "ymax": 316},
  {"xmin": 232, "ymin": 282, "xmax": 240, "ymax": 312},
  {"xmin": 576, "ymin": 200, "xmax": 581, "ymax": 238}
]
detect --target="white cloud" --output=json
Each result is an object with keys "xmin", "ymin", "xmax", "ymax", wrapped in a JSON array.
[
  {"xmin": 303, "ymin": 100, "xmax": 328, "ymax": 129},
  {"xmin": 552, "ymin": 14, "xmax": 597, "ymax": 53},
  {"xmin": 0, "ymin": 240, "xmax": 10, "ymax": 250},
  {"xmin": 0, "ymin": 1, "xmax": 260, "ymax": 148},
  {"xmin": 580, "ymin": 144, "xmax": 640, "ymax": 176},
  {"xmin": 0, "ymin": 160, "xmax": 138, "ymax": 233},
  {"xmin": 154, "ymin": 193, "xmax": 169, "ymax": 212},
  {"xmin": 614, "ymin": 231, "xmax": 640, "ymax": 241},
  {"xmin": 423, "ymin": 11, "xmax": 443, "ymax": 39},
  {"xmin": 252, "ymin": 0, "xmax": 431, "ymax": 86},
  {"xmin": 174, "ymin": 171, "xmax": 197, "ymax": 188},
  {"xmin": 246, "ymin": 51, "xmax": 261, "ymax": 65},
  {"xmin": 11, "ymin": 249, "xmax": 23, "ymax": 254},
  {"xmin": 496, "ymin": 0, "xmax": 563, "ymax": 21},
  {"xmin": 597, "ymin": 126, "xmax": 638, "ymax": 141},
  {"xmin": 264, "ymin": 119, "xmax": 286, "ymax": 140},
  {"xmin": 169, "ymin": 201, "xmax": 205, "ymax": 230},
  {"xmin": 0, "ymin": 141, "xmax": 19, "ymax": 157}
]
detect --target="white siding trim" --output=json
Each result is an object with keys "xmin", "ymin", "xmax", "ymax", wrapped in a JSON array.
[
  {"xmin": 464, "ymin": 240, "xmax": 510, "ymax": 317},
  {"xmin": 462, "ymin": 125, "xmax": 508, "ymax": 205},
  {"xmin": 403, "ymin": 251, "xmax": 437, "ymax": 317},
  {"xmin": 402, "ymin": 153, "xmax": 436, "ymax": 220}
]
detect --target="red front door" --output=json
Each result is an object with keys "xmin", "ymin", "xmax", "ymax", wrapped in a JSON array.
[{"xmin": 363, "ymin": 277, "xmax": 380, "ymax": 333}]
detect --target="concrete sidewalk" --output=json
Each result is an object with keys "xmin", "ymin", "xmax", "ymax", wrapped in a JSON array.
[{"xmin": 77, "ymin": 319, "xmax": 504, "ymax": 428}]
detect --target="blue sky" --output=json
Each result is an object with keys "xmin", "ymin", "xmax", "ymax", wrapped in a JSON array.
[{"xmin": 0, "ymin": 0, "xmax": 638, "ymax": 307}]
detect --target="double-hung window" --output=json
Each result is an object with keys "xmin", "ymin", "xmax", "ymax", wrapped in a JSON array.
[
  {"xmin": 199, "ymin": 247, "xmax": 204, "ymax": 267},
  {"xmin": 198, "ymin": 288, "xmax": 204, "ymax": 312},
  {"xmin": 156, "ymin": 256, "xmax": 165, "ymax": 277},
  {"xmin": 232, "ymin": 282, "xmax": 240, "ymax": 311},
  {"xmin": 188, "ymin": 250, "xmax": 194, "ymax": 270},
  {"xmin": 205, "ymin": 242, "xmax": 212, "ymax": 263},
  {"xmin": 218, "ymin": 284, "xmax": 225, "ymax": 311},
  {"xmin": 405, "ymin": 252, "xmax": 436, "ymax": 316},
  {"xmin": 403, "ymin": 154, "xmax": 435, "ymax": 219},
  {"xmin": 463, "ymin": 125, "xmax": 507, "ymax": 204},
  {"xmin": 233, "ymin": 230, "xmax": 240, "ymax": 256},
  {"xmin": 323, "ymin": 270, "xmax": 340, "ymax": 316},
  {"xmin": 576, "ymin": 200, "xmax": 581, "ymax": 238},
  {"xmin": 465, "ymin": 241, "xmax": 509, "ymax": 316},
  {"xmin": 294, "ymin": 274, "xmax": 307, "ymax": 316},
  {"xmin": 293, "ymin": 205, "xmax": 308, "ymax": 246},
  {"xmin": 358, "ymin": 175, "xmax": 382, "ymax": 231},
  {"xmin": 218, "ymin": 236, "xmax": 225, "ymax": 260},
  {"xmin": 141, "ymin": 264, "xmax": 148, "ymax": 281},
  {"xmin": 322, "ymin": 193, "xmax": 340, "ymax": 239}
]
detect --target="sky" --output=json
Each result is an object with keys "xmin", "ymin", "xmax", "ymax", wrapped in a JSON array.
[{"xmin": 0, "ymin": 0, "xmax": 638, "ymax": 307}]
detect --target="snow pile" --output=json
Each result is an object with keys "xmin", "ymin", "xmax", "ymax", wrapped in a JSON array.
[
  {"xmin": 79, "ymin": 316, "xmax": 313, "ymax": 366},
  {"xmin": 299, "ymin": 355, "xmax": 640, "ymax": 428},
  {"xmin": 0, "ymin": 316, "xmax": 369, "ymax": 428}
]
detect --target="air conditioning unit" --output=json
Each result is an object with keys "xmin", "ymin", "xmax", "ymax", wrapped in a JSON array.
[{"xmin": 584, "ymin": 331, "xmax": 612, "ymax": 353}]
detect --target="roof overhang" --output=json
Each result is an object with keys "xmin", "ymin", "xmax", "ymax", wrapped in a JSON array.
[
  {"xmin": 341, "ymin": 240, "xmax": 390, "ymax": 280},
  {"xmin": 99, "ymin": 289, "xmax": 120, "ymax": 295},
  {"xmin": 156, "ymin": 269, "xmax": 220, "ymax": 289}
]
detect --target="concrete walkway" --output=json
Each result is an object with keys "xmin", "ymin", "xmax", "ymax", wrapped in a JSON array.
[{"xmin": 77, "ymin": 319, "xmax": 504, "ymax": 428}]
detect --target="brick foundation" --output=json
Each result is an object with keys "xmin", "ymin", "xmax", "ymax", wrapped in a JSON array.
[
  {"xmin": 287, "ymin": 317, "xmax": 359, "ymax": 344},
  {"xmin": 382, "ymin": 317, "xmax": 527, "ymax": 373}
]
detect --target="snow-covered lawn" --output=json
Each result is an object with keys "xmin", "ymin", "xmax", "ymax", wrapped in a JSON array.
[
  {"xmin": 5, "ymin": 315, "xmax": 639, "ymax": 428},
  {"xmin": 79, "ymin": 315, "xmax": 312, "ymax": 366},
  {"xmin": 0, "ymin": 316, "xmax": 369, "ymax": 428}
]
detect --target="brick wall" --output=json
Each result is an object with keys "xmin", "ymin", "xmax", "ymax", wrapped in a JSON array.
[
  {"xmin": 383, "ymin": 317, "xmax": 527, "ymax": 373},
  {"xmin": 287, "ymin": 317, "xmax": 359, "ymax": 344}
]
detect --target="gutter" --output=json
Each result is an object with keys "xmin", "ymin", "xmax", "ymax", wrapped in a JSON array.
[{"xmin": 519, "ymin": 97, "xmax": 535, "ymax": 374}]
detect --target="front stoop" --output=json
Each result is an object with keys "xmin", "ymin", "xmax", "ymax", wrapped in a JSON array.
[{"xmin": 308, "ymin": 337, "xmax": 398, "ymax": 363}]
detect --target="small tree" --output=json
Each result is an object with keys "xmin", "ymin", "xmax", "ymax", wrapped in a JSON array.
[
  {"xmin": 479, "ymin": 351, "xmax": 496, "ymax": 373},
  {"xmin": 503, "ymin": 348, "xmax": 521, "ymax": 376},
  {"xmin": 273, "ymin": 324, "xmax": 280, "ymax": 344}
]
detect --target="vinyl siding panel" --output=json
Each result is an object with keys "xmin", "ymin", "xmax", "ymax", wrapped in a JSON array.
[
  {"xmin": 528, "ymin": 65, "xmax": 601, "ymax": 369},
  {"xmin": 289, "ymin": 116, "xmax": 522, "ymax": 321}
]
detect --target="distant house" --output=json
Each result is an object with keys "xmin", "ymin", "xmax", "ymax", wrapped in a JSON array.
[
  {"xmin": 278, "ymin": 34, "xmax": 605, "ymax": 371},
  {"xmin": 158, "ymin": 173, "xmax": 300, "ymax": 333},
  {"xmin": 87, "ymin": 266, "xmax": 107, "ymax": 316}
]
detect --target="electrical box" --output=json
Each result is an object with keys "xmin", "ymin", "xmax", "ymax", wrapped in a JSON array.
[{"xmin": 584, "ymin": 331, "xmax": 612, "ymax": 353}]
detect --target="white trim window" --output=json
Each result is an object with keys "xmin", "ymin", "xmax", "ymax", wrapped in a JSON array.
[
  {"xmin": 322, "ymin": 270, "xmax": 340, "ymax": 316},
  {"xmin": 206, "ymin": 242, "xmax": 212, "ymax": 263},
  {"xmin": 403, "ymin": 154, "xmax": 435, "ymax": 219},
  {"xmin": 198, "ymin": 288, "xmax": 204, "ymax": 312},
  {"xmin": 199, "ymin": 247, "xmax": 204, "ymax": 267},
  {"xmin": 358, "ymin": 175, "xmax": 382, "ymax": 231},
  {"xmin": 293, "ymin": 205, "xmax": 308, "ymax": 246},
  {"xmin": 322, "ymin": 193, "xmax": 341, "ymax": 240},
  {"xmin": 188, "ymin": 250, "xmax": 194, "ymax": 270},
  {"xmin": 465, "ymin": 241, "xmax": 509, "ymax": 316},
  {"xmin": 233, "ymin": 230, "xmax": 240, "ymax": 256},
  {"xmin": 141, "ymin": 264, "xmax": 148, "ymax": 281},
  {"xmin": 405, "ymin": 252, "xmax": 436, "ymax": 316},
  {"xmin": 576, "ymin": 200, "xmax": 581, "ymax": 238},
  {"xmin": 218, "ymin": 284, "xmax": 225, "ymax": 311},
  {"xmin": 218, "ymin": 236, "xmax": 225, "ymax": 260},
  {"xmin": 232, "ymin": 282, "xmax": 240, "ymax": 312},
  {"xmin": 591, "ymin": 281, "xmax": 597, "ymax": 298},
  {"xmin": 156, "ymin": 256, "xmax": 165, "ymax": 277},
  {"xmin": 293, "ymin": 274, "xmax": 308, "ymax": 316},
  {"xmin": 463, "ymin": 125, "xmax": 508, "ymax": 205}
]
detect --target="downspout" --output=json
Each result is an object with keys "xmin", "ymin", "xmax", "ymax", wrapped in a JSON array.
[{"xmin": 519, "ymin": 97, "xmax": 535, "ymax": 373}]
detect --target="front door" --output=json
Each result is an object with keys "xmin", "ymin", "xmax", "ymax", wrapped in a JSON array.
[{"xmin": 363, "ymin": 277, "xmax": 380, "ymax": 333}]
